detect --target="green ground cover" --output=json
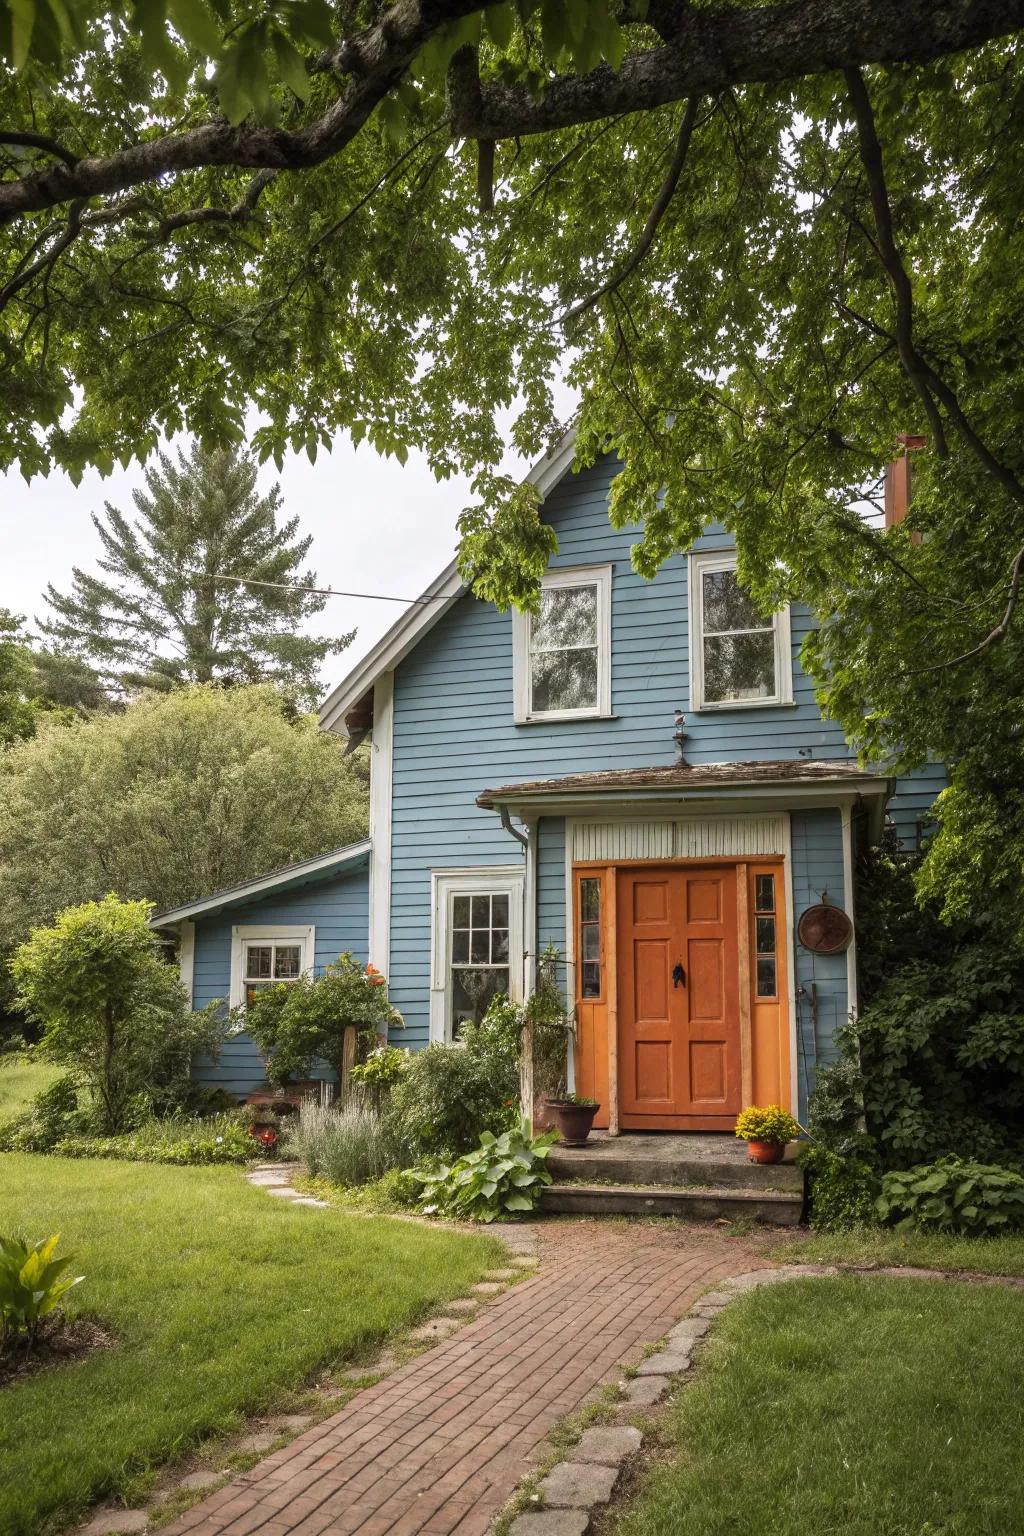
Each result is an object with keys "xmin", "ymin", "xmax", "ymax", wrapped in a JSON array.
[
  {"xmin": 0, "ymin": 1154, "xmax": 502, "ymax": 1536},
  {"xmin": 615, "ymin": 1276, "xmax": 1024, "ymax": 1536},
  {"xmin": 786, "ymin": 1226, "xmax": 1024, "ymax": 1276},
  {"xmin": 0, "ymin": 1054, "xmax": 61, "ymax": 1118}
]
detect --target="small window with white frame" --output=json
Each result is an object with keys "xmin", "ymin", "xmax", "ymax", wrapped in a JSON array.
[
  {"xmin": 688, "ymin": 551, "xmax": 792, "ymax": 710},
  {"xmin": 513, "ymin": 565, "xmax": 612, "ymax": 722},
  {"xmin": 230, "ymin": 925, "xmax": 314, "ymax": 1009},
  {"xmin": 431, "ymin": 869, "xmax": 524, "ymax": 1041}
]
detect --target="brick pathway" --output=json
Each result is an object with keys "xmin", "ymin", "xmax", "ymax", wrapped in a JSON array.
[{"xmin": 163, "ymin": 1220, "xmax": 770, "ymax": 1536}]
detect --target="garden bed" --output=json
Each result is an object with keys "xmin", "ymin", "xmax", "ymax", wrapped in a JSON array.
[{"xmin": 0, "ymin": 1314, "xmax": 114, "ymax": 1389}]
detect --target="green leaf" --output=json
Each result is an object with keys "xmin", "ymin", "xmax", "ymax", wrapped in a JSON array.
[{"xmin": 272, "ymin": 30, "xmax": 310, "ymax": 102}]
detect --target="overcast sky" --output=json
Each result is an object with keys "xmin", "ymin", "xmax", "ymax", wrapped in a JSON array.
[{"xmin": 0, "ymin": 395, "xmax": 573, "ymax": 695}]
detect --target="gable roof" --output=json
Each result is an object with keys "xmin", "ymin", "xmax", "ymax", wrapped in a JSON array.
[
  {"xmin": 318, "ymin": 428, "xmax": 578, "ymax": 735},
  {"xmin": 150, "ymin": 840, "xmax": 371, "ymax": 927}
]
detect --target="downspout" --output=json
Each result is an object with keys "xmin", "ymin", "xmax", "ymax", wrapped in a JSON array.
[{"xmin": 499, "ymin": 803, "xmax": 529, "ymax": 850}]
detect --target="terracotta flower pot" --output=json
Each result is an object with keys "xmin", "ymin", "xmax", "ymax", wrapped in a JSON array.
[
  {"xmin": 746, "ymin": 1139, "xmax": 785, "ymax": 1165},
  {"xmin": 547, "ymin": 1100, "xmax": 600, "ymax": 1147}
]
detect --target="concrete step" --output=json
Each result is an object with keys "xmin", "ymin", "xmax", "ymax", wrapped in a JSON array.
[
  {"xmin": 547, "ymin": 1146, "xmax": 803, "ymax": 1193},
  {"xmin": 540, "ymin": 1181, "xmax": 803, "ymax": 1226}
]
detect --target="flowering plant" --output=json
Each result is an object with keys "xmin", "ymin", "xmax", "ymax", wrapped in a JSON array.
[
  {"xmin": 734, "ymin": 1104, "xmax": 800, "ymax": 1146},
  {"xmin": 246, "ymin": 952, "xmax": 403, "ymax": 1088}
]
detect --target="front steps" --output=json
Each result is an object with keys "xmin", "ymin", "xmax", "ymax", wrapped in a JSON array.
[{"xmin": 540, "ymin": 1131, "xmax": 804, "ymax": 1225}]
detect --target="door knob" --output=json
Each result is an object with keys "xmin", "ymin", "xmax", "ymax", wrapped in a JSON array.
[{"xmin": 672, "ymin": 962, "xmax": 685, "ymax": 988}]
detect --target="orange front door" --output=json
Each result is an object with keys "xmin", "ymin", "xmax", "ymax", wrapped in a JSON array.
[{"xmin": 617, "ymin": 866, "xmax": 742, "ymax": 1130}]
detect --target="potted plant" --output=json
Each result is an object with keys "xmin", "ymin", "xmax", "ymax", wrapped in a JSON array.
[
  {"xmin": 546, "ymin": 1093, "xmax": 601, "ymax": 1146},
  {"xmin": 734, "ymin": 1104, "xmax": 800, "ymax": 1164}
]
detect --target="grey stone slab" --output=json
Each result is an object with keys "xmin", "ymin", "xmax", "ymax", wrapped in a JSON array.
[
  {"xmin": 483, "ymin": 1268, "xmax": 517, "ymax": 1281},
  {"xmin": 410, "ymin": 1317, "xmax": 461, "ymax": 1342},
  {"xmin": 510, "ymin": 1255, "xmax": 540, "ymax": 1268},
  {"xmin": 471, "ymin": 1280, "xmax": 506, "ymax": 1294},
  {"xmin": 263, "ymin": 1186, "xmax": 301, "ymax": 1199},
  {"xmin": 619, "ymin": 1375, "xmax": 670, "ymax": 1407},
  {"xmin": 290, "ymin": 1196, "xmax": 329, "ymax": 1207},
  {"xmin": 272, "ymin": 1413, "xmax": 314, "ymax": 1432},
  {"xmin": 177, "ymin": 1470, "xmax": 223, "ymax": 1493},
  {"xmin": 509, "ymin": 1511, "xmax": 590, "ymax": 1536},
  {"xmin": 696, "ymin": 1291, "xmax": 733, "ymax": 1309},
  {"xmin": 634, "ymin": 1350, "xmax": 690, "ymax": 1377},
  {"xmin": 247, "ymin": 1172, "xmax": 290, "ymax": 1186},
  {"xmin": 81, "ymin": 1511, "xmax": 150, "ymax": 1535},
  {"xmin": 569, "ymin": 1426, "xmax": 642, "ymax": 1465},
  {"xmin": 666, "ymin": 1316, "xmax": 711, "ymax": 1344},
  {"xmin": 235, "ymin": 1431, "xmax": 277, "ymax": 1454},
  {"xmin": 539, "ymin": 1461, "xmax": 619, "ymax": 1509}
]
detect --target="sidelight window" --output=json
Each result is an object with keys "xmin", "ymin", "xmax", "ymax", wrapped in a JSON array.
[
  {"xmin": 754, "ymin": 874, "xmax": 778, "ymax": 999},
  {"xmin": 578, "ymin": 877, "xmax": 602, "ymax": 999}
]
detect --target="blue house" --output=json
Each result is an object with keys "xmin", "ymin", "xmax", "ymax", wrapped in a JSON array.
[{"xmin": 154, "ymin": 432, "xmax": 941, "ymax": 1129}]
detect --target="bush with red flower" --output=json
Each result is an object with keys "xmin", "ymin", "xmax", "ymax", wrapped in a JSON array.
[{"xmin": 245, "ymin": 952, "xmax": 403, "ymax": 1089}]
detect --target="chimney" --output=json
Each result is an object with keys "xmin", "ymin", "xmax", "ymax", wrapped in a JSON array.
[{"xmin": 884, "ymin": 433, "xmax": 926, "ymax": 532}]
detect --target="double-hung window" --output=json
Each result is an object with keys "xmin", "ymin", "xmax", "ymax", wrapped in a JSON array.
[
  {"xmin": 230, "ymin": 925, "xmax": 314, "ymax": 1009},
  {"xmin": 430, "ymin": 869, "xmax": 524, "ymax": 1042},
  {"xmin": 688, "ymin": 552, "xmax": 792, "ymax": 710},
  {"xmin": 513, "ymin": 565, "xmax": 612, "ymax": 722}
]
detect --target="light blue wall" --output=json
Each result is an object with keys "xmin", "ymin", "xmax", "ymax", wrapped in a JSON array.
[
  {"xmin": 790, "ymin": 809, "xmax": 848, "ymax": 1120},
  {"xmin": 388, "ymin": 453, "xmax": 943, "ymax": 1053},
  {"xmin": 191, "ymin": 867, "xmax": 369, "ymax": 1097}
]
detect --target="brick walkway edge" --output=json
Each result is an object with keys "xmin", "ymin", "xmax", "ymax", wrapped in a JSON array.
[{"xmin": 162, "ymin": 1221, "xmax": 768, "ymax": 1536}]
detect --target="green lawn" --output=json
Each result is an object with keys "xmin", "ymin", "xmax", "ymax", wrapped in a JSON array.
[
  {"xmin": 0, "ymin": 1053, "xmax": 61, "ymax": 1117},
  {"xmin": 784, "ymin": 1225, "xmax": 1024, "ymax": 1276},
  {"xmin": 0, "ymin": 1154, "xmax": 503, "ymax": 1536},
  {"xmin": 615, "ymin": 1276, "xmax": 1024, "ymax": 1536}
]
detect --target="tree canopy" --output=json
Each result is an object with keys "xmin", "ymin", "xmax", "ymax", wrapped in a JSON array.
[
  {"xmin": 3, "ymin": 1, "xmax": 1024, "ymax": 917},
  {"xmin": 0, "ymin": 684, "xmax": 369, "ymax": 996},
  {"xmin": 40, "ymin": 440, "xmax": 353, "ymax": 704}
]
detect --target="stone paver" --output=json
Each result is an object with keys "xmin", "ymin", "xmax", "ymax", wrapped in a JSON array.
[
  {"xmin": 634, "ymin": 1349, "xmax": 691, "ymax": 1376},
  {"xmin": 160, "ymin": 1220, "xmax": 768, "ymax": 1536},
  {"xmin": 81, "ymin": 1511, "xmax": 150, "ymax": 1535},
  {"xmin": 539, "ymin": 1461, "xmax": 620, "ymax": 1508},
  {"xmin": 179, "ymin": 1471, "xmax": 224, "ymax": 1493},
  {"xmin": 509, "ymin": 1513, "xmax": 590, "ymax": 1536},
  {"xmin": 569, "ymin": 1426, "xmax": 642, "ymax": 1465},
  {"xmin": 618, "ymin": 1375, "xmax": 670, "ymax": 1407}
]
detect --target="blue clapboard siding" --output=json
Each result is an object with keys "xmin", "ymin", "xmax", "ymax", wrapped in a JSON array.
[
  {"xmin": 191, "ymin": 868, "xmax": 369, "ymax": 1096},
  {"xmin": 388, "ymin": 453, "xmax": 943, "ymax": 1050},
  {"xmin": 790, "ymin": 809, "xmax": 849, "ymax": 1120}
]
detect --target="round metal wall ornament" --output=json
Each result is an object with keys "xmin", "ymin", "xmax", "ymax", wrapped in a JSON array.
[{"xmin": 797, "ymin": 901, "xmax": 853, "ymax": 954}]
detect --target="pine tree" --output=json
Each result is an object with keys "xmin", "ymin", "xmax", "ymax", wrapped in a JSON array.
[{"xmin": 40, "ymin": 442, "xmax": 352, "ymax": 705}]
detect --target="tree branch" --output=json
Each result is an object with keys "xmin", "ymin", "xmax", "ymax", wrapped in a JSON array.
[
  {"xmin": 2, "ymin": 0, "xmax": 1022, "ymax": 226},
  {"xmin": 913, "ymin": 542, "xmax": 1024, "ymax": 670},
  {"xmin": 559, "ymin": 96, "xmax": 700, "ymax": 326},
  {"xmin": 0, "ymin": 130, "xmax": 79, "ymax": 168}
]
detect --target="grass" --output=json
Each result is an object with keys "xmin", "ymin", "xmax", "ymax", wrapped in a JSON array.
[
  {"xmin": 613, "ymin": 1276, "xmax": 1024, "ymax": 1536},
  {"xmin": 783, "ymin": 1224, "xmax": 1024, "ymax": 1277},
  {"xmin": 0, "ymin": 1153, "xmax": 503, "ymax": 1536},
  {"xmin": 0, "ymin": 1053, "xmax": 61, "ymax": 1117}
]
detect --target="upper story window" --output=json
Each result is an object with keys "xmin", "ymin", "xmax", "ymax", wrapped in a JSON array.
[
  {"xmin": 513, "ymin": 565, "xmax": 612, "ymax": 723},
  {"xmin": 688, "ymin": 551, "xmax": 793, "ymax": 711}
]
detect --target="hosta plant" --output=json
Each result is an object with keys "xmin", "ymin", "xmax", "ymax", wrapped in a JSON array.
[
  {"xmin": 0, "ymin": 1233, "xmax": 84, "ymax": 1349},
  {"xmin": 416, "ymin": 1120, "xmax": 556, "ymax": 1223},
  {"xmin": 876, "ymin": 1159, "xmax": 1024, "ymax": 1236}
]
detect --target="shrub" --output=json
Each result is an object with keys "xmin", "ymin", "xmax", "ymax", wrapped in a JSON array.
[
  {"xmin": 734, "ymin": 1104, "xmax": 800, "ymax": 1145},
  {"xmin": 388, "ymin": 1037, "xmax": 519, "ymax": 1162},
  {"xmin": 798, "ymin": 1144, "xmax": 880, "ymax": 1231},
  {"xmin": 289, "ymin": 1098, "xmax": 407, "ymax": 1186},
  {"xmin": 876, "ymin": 1158, "xmax": 1024, "ymax": 1236},
  {"xmin": 416, "ymin": 1121, "xmax": 556, "ymax": 1222},
  {"xmin": 245, "ymin": 954, "xmax": 403, "ymax": 1088},
  {"xmin": 349, "ymin": 1044, "xmax": 409, "ymax": 1111},
  {"xmin": 53, "ymin": 1111, "xmax": 254, "ymax": 1165},
  {"xmin": 11, "ymin": 895, "xmax": 225, "ymax": 1133},
  {"xmin": 0, "ymin": 1234, "xmax": 83, "ymax": 1350},
  {"xmin": 0, "ymin": 1074, "xmax": 89, "ymax": 1152}
]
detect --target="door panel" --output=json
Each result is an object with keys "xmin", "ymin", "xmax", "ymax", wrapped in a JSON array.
[{"xmin": 618, "ymin": 865, "xmax": 742, "ymax": 1130}]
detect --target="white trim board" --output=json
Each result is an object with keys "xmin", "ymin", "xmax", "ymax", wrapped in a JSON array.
[
  {"xmin": 318, "ymin": 429, "xmax": 578, "ymax": 735},
  {"xmin": 368, "ymin": 671, "xmax": 394, "ymax": 973},
  {"xmin": 429, "ymin": 866, "xmax": 525, "ymax": 1044},
  {"xmin": 229, "ymin": 925, "xmax": 315, "ymax": 1009},
  {"xmin": 687, "ymin": 549, "xmax": 793, "ymax": 712},
  {"xmin": 570, "ymin": 815, "xmax": 787, "ymax": 863},
  {"xmin": 178, "ymin": 920, "xmax": 195, "ymax": 1008},
  {"xmin": 512, "ymin": 563, "xmax": 613, "ymax": 724}
]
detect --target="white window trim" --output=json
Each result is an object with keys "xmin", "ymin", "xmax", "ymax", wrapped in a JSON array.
[
  {"xmin": 513, "ymin": 563, "xmax": 613, "ymax": 723},
  {"xmin": 687, "ymin": 550, "xmax": 793, "ymax": 711},
  {"xmin": 429, "ymin": 867, "xmax": 525, "ymax": 1043},
  {"xmin": 229, "ymin": 924, "xmax": 315, "ymax": 1009}
]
